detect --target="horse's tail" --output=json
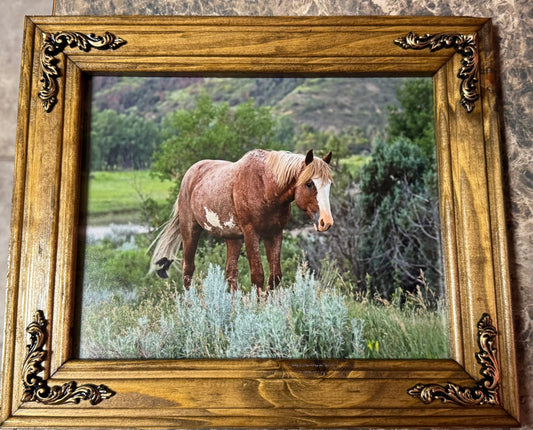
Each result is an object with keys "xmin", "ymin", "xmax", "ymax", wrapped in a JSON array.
[{"xmin": 149, "ymin": 197, "xmax": 182, "ymax": 279}]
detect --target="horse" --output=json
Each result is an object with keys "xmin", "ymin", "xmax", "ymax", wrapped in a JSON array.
[{"xmin": 150, "ymin": 148, "xmax": 333, "ymax": 293}]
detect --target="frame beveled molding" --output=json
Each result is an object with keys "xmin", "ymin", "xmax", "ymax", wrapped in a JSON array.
[
  {"xmin": 1, "ymin": 16, "xmax": 519, "ymax": 428},
  {"xmin": 21, "ymin": 310, "xmax": 114, "ymax": 406},
  {"xmin": 39, "ymin": 31, "xmax": 126, "ymax": 112},
  {"xmin": 394, "ymin": 32, "xmax": 479, "ymax": 113}
]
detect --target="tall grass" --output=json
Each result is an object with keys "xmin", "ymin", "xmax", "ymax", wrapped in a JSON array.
[
  {"xmin": 78, "ymin": 263, "xmax": 449, "ymax": 360},
  {"xmin": 348, "ymin": 286, "xmax": 449, "ymax": 359}
]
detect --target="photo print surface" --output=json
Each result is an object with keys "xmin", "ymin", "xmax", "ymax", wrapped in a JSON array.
[{"xmin": 76, "ymin": 76, "xmax": 449, "ymax": 360}]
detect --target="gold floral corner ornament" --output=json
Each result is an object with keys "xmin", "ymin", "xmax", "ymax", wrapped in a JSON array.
[
  {"xmin": 408, "ymin": 313, "xmax": 500, "ymax": 406},
  {"xmin": 21, "ymin": 310, "xmax": 114, "ymax": 405},
  {"xmin": 40, "ymin": 31, "xmax": 127, "ymax": 112},
  {"xmin": 394, "ymin": 32, "xmax": 479, "ymax": 113}
]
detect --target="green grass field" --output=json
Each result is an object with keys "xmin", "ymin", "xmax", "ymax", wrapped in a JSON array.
[{"xmin": 87, "ymin": 170, "xmax": 173, "ymax": 224}]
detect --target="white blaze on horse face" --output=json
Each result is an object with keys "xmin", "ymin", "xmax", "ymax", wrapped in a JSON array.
[{"xmin": 312, "ymin": 178, "xmax": 333, "ymax": 231}]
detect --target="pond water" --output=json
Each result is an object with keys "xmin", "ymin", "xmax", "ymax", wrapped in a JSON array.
[{"xmin": 85, "ymin": 223, "xmax": 150, "ymax": 243}]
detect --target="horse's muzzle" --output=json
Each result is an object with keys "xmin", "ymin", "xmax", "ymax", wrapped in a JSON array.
[{"xmin": 313, "ymin": 212, "xmax": 333, "ymax": 232}]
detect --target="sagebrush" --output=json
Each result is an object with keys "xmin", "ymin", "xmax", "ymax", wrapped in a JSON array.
[{"xmin": 78, "ymin": 263, "xmax": 448, "ymax": 359}]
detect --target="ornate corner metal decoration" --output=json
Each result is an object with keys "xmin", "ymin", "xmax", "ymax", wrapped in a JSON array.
[
  {"xmin": 21, "ymin": 310, "xmax": 114, "ymax": 405},
  {"xmin": 394, "ymin": 32, "xmax": 479, "ymax": 113},
  {"xmin": 408, "ymin": 313, "xmax": 500, "ymax": 406},
  {"xmin": 40, "ymin": 31, "xmax": 127, "ymax": 112}
]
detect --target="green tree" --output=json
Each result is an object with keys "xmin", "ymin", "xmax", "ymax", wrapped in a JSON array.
[
  {"xmin": 340, "ymin": 125, "xmax": 372, "ymax": 155},
  {"xmin": 356, "ymin": 138, "xmax": 441, "ymax": 299},
  {"xmin": 386, "ymin": 78, "xmax": 435, "ymax": 159},
  {"xmin": 358, "ymin": 139, "xmax": 426, "ymax": 217},
  {"xmin": 90, "ymin": 109, "xmax": 161, "ymax": 171},
  {"xmin": 354, "ymin": 78, "xmax": 441, "ymax": 300},
  {"xmin": 151, "ymin": 94, "xmax": 283, "ymax": 184}
]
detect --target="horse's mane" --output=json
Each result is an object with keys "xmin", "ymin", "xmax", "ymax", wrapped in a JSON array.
[{"xmin": 266, "ymin": 150, "xmax": 332, "ymax": 188}]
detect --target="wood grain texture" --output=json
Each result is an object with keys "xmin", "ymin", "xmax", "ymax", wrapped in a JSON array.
[
  {"xmin": 0, "ymin": 16, "xmax": 519, "ymax": 428},
  {"xmin": 477, "ymin": 20, "xmax": 520, "ymax": 419},
  {"xmin": 433, "ymin": 64, "xmax": 464, "ymax": 367},
  {"xmin": 50, "ymin": 59, "xmax": 83, "ymax": 375},
  {"xmin": 0, "ymin": 16, "xmax": 37, "ymax": 426}
]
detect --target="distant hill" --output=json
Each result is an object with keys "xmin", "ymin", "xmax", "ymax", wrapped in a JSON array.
[{"xmin": 89, "ymin": 76, "xmax": 409, "ymax": 140}]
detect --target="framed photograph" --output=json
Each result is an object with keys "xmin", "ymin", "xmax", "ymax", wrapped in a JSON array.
[
  {"xmin": 0, "ymin": 16, "xmax": 520, "ymax": 428},
  {"xmin": 77, "ymin": 73, "xmax": 449, "ymax": 362}
]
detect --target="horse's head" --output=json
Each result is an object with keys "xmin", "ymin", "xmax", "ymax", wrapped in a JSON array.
[{"xmin": 294, "ymin": 149, "xmax": 334, "ymax": 232}]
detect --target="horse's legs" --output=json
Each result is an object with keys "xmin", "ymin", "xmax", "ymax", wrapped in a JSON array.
[
  {"xmin": 243, "ymin": 228, "xmax": 264, "ymax": 293},
  {"xmin": 264, "ymin": 233, "xmax": 283, "ymax": 290},
  {"xmin": 225, "ymin": 238, "xmax": 242, "ymax": 293},
  {"xmin": 181, "ymin": 224, "xmax": 202, "ymax": 289}
]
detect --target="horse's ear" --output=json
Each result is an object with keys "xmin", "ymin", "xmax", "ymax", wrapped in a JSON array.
[
  {"xmin": 323, "ymin": 152, "xmax": 332, "ymax": 165},
  {"xmin": 305, "ymin": 149, "xmax": 314, "ymax": 165}
]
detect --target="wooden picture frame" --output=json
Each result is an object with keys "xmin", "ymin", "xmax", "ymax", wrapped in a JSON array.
[{"xmin": 0, "ymin": 16, "xmax": 520, "ymax": 428}]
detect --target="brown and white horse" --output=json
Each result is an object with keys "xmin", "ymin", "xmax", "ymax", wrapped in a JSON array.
[{"xmin": 150, "ymin": 149, "xmax": 333, "ymax": 293}]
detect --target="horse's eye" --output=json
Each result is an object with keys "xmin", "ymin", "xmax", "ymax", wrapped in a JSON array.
[{"xmin": 305, "ymin": 181, "xmax": 314, "ymax": 189}]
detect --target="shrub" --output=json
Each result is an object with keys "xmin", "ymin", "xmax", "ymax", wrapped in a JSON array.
[
  {"xmin": 78, "ymin": 264, "xmax": 367, "ymax": 359},
  {"xmin": 79, "ymin": 263, "xmax": 449, "ymax": 360},
  {"xmin": 81, "ymin": 230, "xmax": 175, "ymax": 305},
  {"xmin": 357, "ymin": 138, "xmax": 442, "ymax": 299},
  {"xmin": 226, "ymin": 266, "xmax": 365, "ymax": 359}
]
